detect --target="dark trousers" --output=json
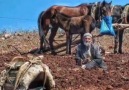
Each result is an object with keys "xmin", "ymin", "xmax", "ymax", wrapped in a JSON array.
[{"xmin": 85, "ymin": 59, "xmax": 108, "ymax": 71}]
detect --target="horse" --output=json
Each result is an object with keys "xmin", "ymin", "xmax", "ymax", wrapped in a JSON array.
[
  {"xmin": 111, "ymin": 5, "xmax": 124, "ymax": 53},
  {"xmin": 111, "ymin": 4, "xmax": 129, "ymax": 54},
  {"xmin": 0, "ymin": 55, "xmax": 55, "ymax": 90},
  {"xmin": 38, "ymin": 0, "xmax": 112, "ymax": 55},
  {"xmin": 51, "ymin": 11, "xmax": 96, "ymax": 54}
]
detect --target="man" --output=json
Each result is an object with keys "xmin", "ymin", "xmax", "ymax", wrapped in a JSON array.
[{"xmin": 75, "ymin": 33, "xmax": 108, "ymax": 73}]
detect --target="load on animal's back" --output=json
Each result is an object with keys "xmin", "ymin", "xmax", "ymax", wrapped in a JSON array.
[{"xmin": 0, "ymin": 55, "xmax": 55, "ymax": 90}]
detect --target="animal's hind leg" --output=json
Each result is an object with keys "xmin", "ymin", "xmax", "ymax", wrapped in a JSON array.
[
  {"xmin": 66, "ymin": 32, "xmax": 72, "ymax": 54},
  {"xmin": 49, "ymin": 27, "xmax": 58, "ymax": 55},
  {"xmin": 118, "ymin": 30, "xmax": 124, "ymax": 54}
]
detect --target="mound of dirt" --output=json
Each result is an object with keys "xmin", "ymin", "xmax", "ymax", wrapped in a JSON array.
[{"xmin": 0, "ymin": 32, "xmax": 129, "ymax": 90}]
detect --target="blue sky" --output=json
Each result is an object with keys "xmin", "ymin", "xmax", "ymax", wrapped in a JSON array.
[{"xmin": 0, "ymin": 0, "xmax": 128, "ymax": 33}]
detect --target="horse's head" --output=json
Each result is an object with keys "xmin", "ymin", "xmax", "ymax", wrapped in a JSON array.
[
  {"xmin": 112, "ymin": 5, "xmax": 124, "ymax": 23},
  {"xmin": 100, "ymin": 0, "xmax": 112, "ymax": 17},
  {"xmin": 94, "ymin": 1, "xmax": 112, "ymax": 21}
]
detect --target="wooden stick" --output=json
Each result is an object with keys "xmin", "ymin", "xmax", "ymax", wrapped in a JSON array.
[{"xmin": 112, "ymin": 23, "xmax": 129, "ymax": 27}]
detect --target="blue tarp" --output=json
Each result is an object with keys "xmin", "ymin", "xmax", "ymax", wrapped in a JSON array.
[{"xmin": 100, "ymin": 16, "xmax": 116, "ymax": 36}]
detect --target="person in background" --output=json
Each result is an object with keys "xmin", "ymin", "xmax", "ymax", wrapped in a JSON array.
[{"xmin": 75, "ymin": 33, "xmax": 108, "ymax": 73}]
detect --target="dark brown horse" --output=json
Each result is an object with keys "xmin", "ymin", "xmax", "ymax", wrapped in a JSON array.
[
  {"xmin": 52, "ymin": 11, "xmax": 95, "ymax": 54},
  {"xmin": 111, "ymin": 5, "xmax": 124, "ymax": 53},
  {"xmin": 112, "ymin": 4, "xmax": 129, "ymax": 53},
  {"xmin": 38, "ymin": 1, "xmax": 112, "ymax": 54}
]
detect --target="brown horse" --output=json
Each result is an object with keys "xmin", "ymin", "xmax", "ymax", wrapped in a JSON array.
[
  {"xmin": 112, "ymin": 4, "xmax": 129, "ymax": 53},
  {"xmin": 38, "ymin": 1, "xmax": 112, "ymax": 54},
  {"xmin": 52, "ymin": 11, "xmax": 95, "ymax": 54}
]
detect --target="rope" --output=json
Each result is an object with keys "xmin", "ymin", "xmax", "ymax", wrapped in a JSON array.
[
  {"xmin": 13, "ymin": 62, "xmax": 32, "ymax": 90},
  {"xmin": 0, "ymin": 70, "xmax": 7, "ymax": 86},
  {"xmin": 0, "ymin": 66, "xmax": 14, "ymax": 87},
  {"xmin": 41, "ymin": 64, "xmax": 47, "ymax": 90}
]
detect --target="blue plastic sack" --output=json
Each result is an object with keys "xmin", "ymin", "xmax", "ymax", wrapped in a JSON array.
[{"xmin": 100, "ymin": 16, "xmax": 115, "ymax": 36}]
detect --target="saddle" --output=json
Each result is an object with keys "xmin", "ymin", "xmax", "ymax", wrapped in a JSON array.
[{"xmin": 0, "ymin": 55, "xmax": 43, "ymax": 89}]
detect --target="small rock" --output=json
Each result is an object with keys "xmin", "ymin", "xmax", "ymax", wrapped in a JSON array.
[
  {"xmin": 14, "ymin": 33, "xmax": 23, "ymax": 36},
  {"xmin": 106, "ymin": 85, "xmax": 113, "ymax": 89},
  {"xmin": 4, "ymin": 33, "xmax": 12, "ymax": 39},
  {"xmin": 1, "ymin": 37, "xmax": 5, "ymax": 40}
]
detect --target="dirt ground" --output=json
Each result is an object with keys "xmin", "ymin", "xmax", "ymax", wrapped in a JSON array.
[{"xmin": 0, "ymin": 30, "xmax": 129, "ymax": 90}]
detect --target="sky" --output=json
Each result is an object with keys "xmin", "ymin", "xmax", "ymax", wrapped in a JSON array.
[{"xmin": 0, "ymin": 0, "xmax": 128, "ymax": 33}]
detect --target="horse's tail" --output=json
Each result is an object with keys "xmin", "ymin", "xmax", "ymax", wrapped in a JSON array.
[
  {"xmin": 38, "ymin": 11, "xmax": 45, "ymax": 39},
  {"xmin": 38, "ymin": 10, "xmax": 49, "ymax": 47}
]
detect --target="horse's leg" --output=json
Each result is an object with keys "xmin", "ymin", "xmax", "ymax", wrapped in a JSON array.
[
  {"xmin": 49, "ymin": 26, "xmax": 58, "ymax": 55},
  {"xmin": 66, "ymin": 31, "xmax": 70, "ymax": 54},
  {"xmin": 114, "ymin": 31, "xmax": 118, "ymax": 53},
  {"xmin": 68, "ymin": 33, "xmax": 72, "ymax": 54},
  {"xmin": 69, "ymin": 34, "xmax": 72, "ymax": 54},
  {"xmin": 118, "ymin": 30, "xmax": 124, "ymax": 54}
]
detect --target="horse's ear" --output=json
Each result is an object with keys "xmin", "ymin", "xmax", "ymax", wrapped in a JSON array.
[
  {"xmin": 109, "ymin": 1, "xmax": 112, "ymax": 5},
  {"xmin": 102, "ymin": 0, "xmax": 106, "ymax": 6},
  {"xmin": 51, "ymin": 9, "xmax": 58, "ymax": 18},
  {"xmin": 101, "ymin": 0, "xmax": 105, "ymax": 6}
]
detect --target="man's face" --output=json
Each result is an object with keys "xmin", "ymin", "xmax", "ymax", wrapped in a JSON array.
[{"xmin": 83, "ymin": 36, "xmax": 92, "ymax": 46}]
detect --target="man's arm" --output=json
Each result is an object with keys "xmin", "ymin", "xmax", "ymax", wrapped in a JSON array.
[{"xmin": 94, "ymin": 45, "xmax": 103, "ymax": 59}]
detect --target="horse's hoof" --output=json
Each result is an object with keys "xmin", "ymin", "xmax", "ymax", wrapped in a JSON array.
[
  {"xmin": 51, "ymin": 51, "xmax": 57, "ymax": 55},
  {"xmin": 114, "ymin": 51, "xmax": 117, "ymax": 54},
  {"xmin": 38, "ymin": 50, "xmax": 44, "ymax": 54},
  {"xmin": 119, "ymin": 52, "xmax": 123, "ymax": 54}
]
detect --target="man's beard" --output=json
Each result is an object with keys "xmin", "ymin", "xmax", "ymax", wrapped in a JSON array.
[{"xmin": 83, "ymin": 42, "xmax": 91, "ymax": 47}]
